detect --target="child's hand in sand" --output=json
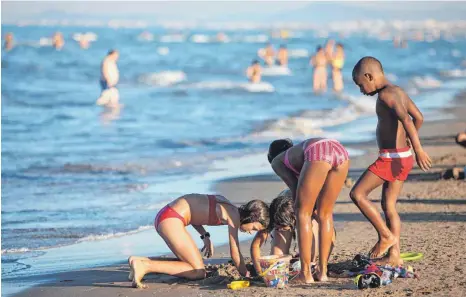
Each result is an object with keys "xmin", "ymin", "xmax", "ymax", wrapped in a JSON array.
[
  {"xmin": 201, "ymin": 237, "xmax": 214, "ymax": 258},
  {"xmin": 415, "ymin": 149, "xmax": 432, "ymax": 171}
]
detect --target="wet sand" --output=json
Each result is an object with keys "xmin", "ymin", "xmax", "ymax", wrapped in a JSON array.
[{"xmin": 13, "ymin": 100, "xmax": 466, "ymax": 296}]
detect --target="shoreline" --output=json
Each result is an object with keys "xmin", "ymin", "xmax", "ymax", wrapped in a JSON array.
[{"xmin": 8, "ymin": 91, "xmax": 466, "ymax": 296}]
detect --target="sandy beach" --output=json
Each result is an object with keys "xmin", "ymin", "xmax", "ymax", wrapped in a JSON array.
[{"xmin": 11, "ymin": 92, "xmax": 466, "ymax": 297}]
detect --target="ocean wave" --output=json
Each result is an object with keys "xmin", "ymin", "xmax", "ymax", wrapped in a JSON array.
[
  {"xmin": 1, "ymin": 225, "xmax": 153, "ymax": 254},
  {"xmin": 157, "ymin": 47, "xmax": 170, "ymax": 56},
  {"xmin": 139, "ymin": 71, "xmax": 187, "ymax": 86},
  {"xmin": 289, "ymin": 49, "xmax": 309, "ymax": 58},
  {"xmin": 440, "ymin": 69, "xmax": 466, "ymax": 78},
  {"xmin": 261, "ymin": 66, "xmax": 292, "ymax": 76},
  {"xmin": 1, "ymin": 247, "xmax": 35, "ymax": 254},
  {"xmin": 72, "ymin": 32, "xmax": 98, "ymax": 42},
  {"xmin": 409, "ymin": 76, "xmax": 442, "ymax": 89},
  {"xmin": 159, "ymin": 35, "xmax": 186, "ymax": 43},
  {"xmin": 243, "ymin": 34, "xmax": 269, "ymax": 43},
  {"xmin": 180, "ymin": 81, "xmax": 274, "ymax": 93},
  {"xmin": 251, "ymin": 103, "xmax": 372, "ymax": 140},
  {"xmin": 190, "ymin": 34, "xmax": 210, "ymax": 43},
  {"xmin": 76, "ymin": 225, "xmax": 152, "ymax": 243}
]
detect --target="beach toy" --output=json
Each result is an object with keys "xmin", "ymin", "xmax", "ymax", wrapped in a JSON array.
[
  {"xmin": 259, "ymin": 255, "xmax": 292, "ymax": 289},
  {"xmin": 400, "ymin": 252, "xmax": 423, "ymax": 262},
  {"xmin": 227, "ymin": 280, "xmax": 250, "ymax": 290}
]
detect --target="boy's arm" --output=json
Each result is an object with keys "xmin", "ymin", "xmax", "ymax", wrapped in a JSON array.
[
  {"xmin": 407, "ymin": 98, "xmax": 424, "ymax": 131},
  {"xmin": 271, "ymin": 158, "xmax": 299, "ymax": 199},
  {"xmin": 380, "ymin": 90, "xmax": 432, "ymax": 171},
  {"xmin": 250, "ymin": 230, "xmax": 268, "ymax": 274}
]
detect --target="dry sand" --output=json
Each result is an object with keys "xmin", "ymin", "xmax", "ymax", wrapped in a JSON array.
[{"xmin": 13, "ymin": 104, "xmax": 466, "ymax": 296}]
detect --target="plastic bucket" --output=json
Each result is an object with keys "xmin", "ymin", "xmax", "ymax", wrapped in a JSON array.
[{"xmin": 259, "ymin": 255, "xmax": 292, "ymax": 288}]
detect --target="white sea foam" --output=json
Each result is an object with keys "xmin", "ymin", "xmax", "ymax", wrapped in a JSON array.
[
  {"xmin": 243, "ymin": 34, "xmax": 269, "ymax": 43},
  {"xmin": 289, "ymin": 49, "xmax": 309, "ymax": 58},
  {"xmin": 38, "ymin": 37, "xmax": 53, "ymax": 46},
  {"xmin": 261, "ymin": 66, "xmax": 292, "ymax": 76},
  {"xmin": 157, "ymin": 47, "xmax": 170, "ymax": 55},
  {"xmin": 410, "ymin": 76, "xmax": 442, "ymax": 89},
  {"xmin": 77, "ymin": 225, "xmax": 152, "ymax": 243},
  {"xmin": 250, "ymin": 95, "xmax": 375, "ymax": 140},
  {"xmin": 139, "ymin": 71, "xmax": 187, "ymax": 86},
  {"xmin": 191, "ymin": 34, "xmax": 210, "ymax": 43},
  {"xmin": 160, "ymin": 35, "xmax": 185, "ymax": 43},
  {"xmin": 440, "ymin": 69, "xmax": 466, "ymax": 78},
  {"xmin": 181, "ymin": 81, "xmax": 274, "ymax": 93}
]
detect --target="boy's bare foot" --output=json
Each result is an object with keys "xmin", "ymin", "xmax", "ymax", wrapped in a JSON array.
[
  {"xmin": 369, "ymin": 235, "xmax": 397, "ymax": 258},
  {"xmin": 131, "ymin": 259, "xmax": 148, "ymax": 289},
  {"xmin": 290, "ymin": 270, "xmax": 314, "ymax": 285},
  {"xmin": 374, "ymin": 253, "xmax": 404, "ymax": 267}
]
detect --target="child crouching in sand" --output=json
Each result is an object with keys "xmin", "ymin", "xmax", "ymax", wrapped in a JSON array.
[
  {"xmin": 250, "ymin": 190, "xmax": 336, "ymax": 275},
  {"xmin": 128, "ymin": 194, "xmax": 269, "ymax": 289},
  {"xmin": 268, "ymin": 138, "xmax": 349, "ymax": 283}
]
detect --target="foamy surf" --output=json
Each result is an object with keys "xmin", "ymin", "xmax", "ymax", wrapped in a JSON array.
[
  {"xmin": 181, "ymin": 81, "xmax": 274, "ymax": 93},
  {"xmin": 410, "ymin": 75, "xmax": 442, "ymax": 89},
  {"xmin": 250, "ymin": 102, "xmax": 369, "ymax": 140},
  {"xmin": 289, "ymin": 49, "xmax": 309, "ymax": 58},
  {"xmin": 440, "ymin": 69, "xmax": 466, "ymax": 78},
  {"xmin": 1, "ymin": 225, "xmax": 153, "ymax": 254},
  {"xmin": 261, "ymin": 66, "xmax": 292, "ymax": 76},
  {"xmin": 139, "ymin": 71, "xmax": 187, "ymax": 86}
]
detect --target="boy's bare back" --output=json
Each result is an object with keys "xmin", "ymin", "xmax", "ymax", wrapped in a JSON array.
[{"xmin": 376, "ymin": 85, "xmax": 418, "ymax": 149}]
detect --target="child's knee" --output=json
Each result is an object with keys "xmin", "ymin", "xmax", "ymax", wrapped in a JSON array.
[
  {"xmin": 381, "ymin": 202, "xmax": 397, "ymax": 215},
  {"xmin": 317, "ymin": 211, "xmax": 332, "ymax": 223},
  {"xmin": 349, "ymin": 189, "xmax": 366, "ymax": 204}
]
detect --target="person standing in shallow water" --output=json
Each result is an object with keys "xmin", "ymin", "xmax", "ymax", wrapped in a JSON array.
[
  {"xmin": 310, "ymin": 46, "xmax": 328, "ymax": 93},
  {"xmin": 3, "ymin": 33, "xmax": 14, "ymax": 51},
  {"xmin": 52, "ymin": 32, "xmax": 64, "ymax": 50},
  {"xmin": 331, "ymin": 43, "xmax": 345, "ymax": 92},
  {"xmin": 247, "ymin": 60, "xmax": 262, "ymax": 83},
  {"xmin": 96, "ymin": 50, "xmax": 120, "ymax": 108},
  {"xmin": 276, "ymin": 45, "xmax": 288, "ymax": 66}
]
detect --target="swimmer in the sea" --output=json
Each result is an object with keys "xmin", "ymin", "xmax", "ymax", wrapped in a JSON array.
[
  {"xmin": 79, "ymin": 38, "xmax": 90, "ymax": 49},
  {"xmin": 3, "ymin": 33, "xmax": 14, "ymax": 51},
  {"xmin": 247, "ymin": 60, "xmax": 262, "ymax": 83},
  {"xmin": 324, "ymin": 39, "xmax": 335, "ymax": 60},
  {"xmin": 331, "ymin": 43, "xmax": 345, "ymax": 92},
  {"xmin": 259, "ymin": 43, "xmax": 275, "ymax": 66},
  {"xmin": 97, "ymin": 50, "xmax": 120, "ymax": 107},
  {"xmin": 310, "ymin": 46, "xmax": 328, "ymax": 92},
  {"xmin": 277, "ymin": 44, "xmax": 288, "ymax": 66},
  {"xmin": 52, "ymin": 32, "xmax": 65, "ymax": 50}
]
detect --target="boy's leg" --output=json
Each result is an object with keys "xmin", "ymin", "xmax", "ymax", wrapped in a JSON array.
[
  {"xmin": 379, "ymin": 180, "xmax": 405, "ymax": 266},
  {"xmin": 350, "ymin": 170, "xmax": 397, "ymax": 258}
]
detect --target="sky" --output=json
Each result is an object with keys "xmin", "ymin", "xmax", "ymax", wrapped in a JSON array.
[{"xmin": 2, "ymin": 1, "xmax": 466, "ymax": 23}]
